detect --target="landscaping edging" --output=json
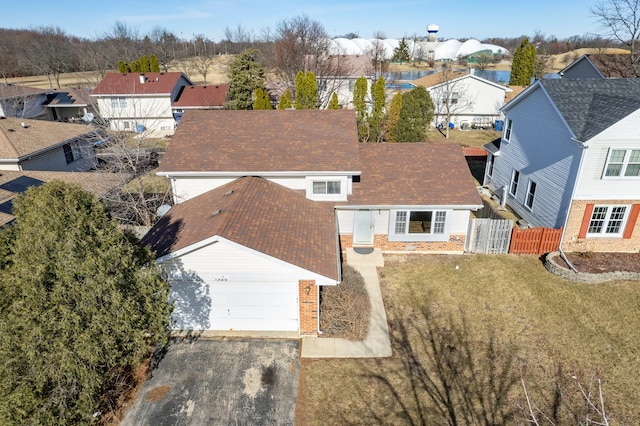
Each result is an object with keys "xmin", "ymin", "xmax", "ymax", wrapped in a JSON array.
[{"xmin": 545, "ymin": 251, "xmax": 640, "ymax": 284}]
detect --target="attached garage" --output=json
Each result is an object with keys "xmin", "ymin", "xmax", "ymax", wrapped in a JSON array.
[{"xmin": 141, "ymin": 177, "xmax": 341, "ymax": 336}]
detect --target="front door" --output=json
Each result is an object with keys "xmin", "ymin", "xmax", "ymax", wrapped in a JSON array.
[{"xmin": 353, "ymin": 209, "xmax": 374, "ymax": 246}]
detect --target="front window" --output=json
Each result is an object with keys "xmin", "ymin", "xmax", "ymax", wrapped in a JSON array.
[
  {"xmin": 525, "ymin": 180, "xmax": 536, "ymax": 209},
  {"xmin": 391, "ymin": 209, "xmax": 449, "ymax": 241},
  {"xmin": 603, "ymin": 149, "xmax": 640, "ymax": 177},
  {"xmin": 62, "ymin": 142, "xmax": 83, "ymax": 164},
  {"xmin": 510, "ymin": 169, "xmax": 520, "ymax": 196},
  {"xmin": 588, "ymin": 205, "xmax": 628, "ymax": 236},
  {"xmin": 450, "ymin": 91, "xmax": 459, "ymax": 104},
  {"xmin": 312, "ymin": 181, "xmax": 341, "ymax": 195},
  {"xmin": 504, "ymin": 118, "xmax": 513, "ymax": 141}
]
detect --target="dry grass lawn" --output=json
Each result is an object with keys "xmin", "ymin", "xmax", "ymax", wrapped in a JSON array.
[{"xmin": 297, "ymin": 255, "xmax": 640, "ymax": 425}]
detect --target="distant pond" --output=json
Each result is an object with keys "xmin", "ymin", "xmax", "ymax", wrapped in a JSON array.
[{"xmin": 386, "ymin": 69, "xmax": 512, "ymax": 84}]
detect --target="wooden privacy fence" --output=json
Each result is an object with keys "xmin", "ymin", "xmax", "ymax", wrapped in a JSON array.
[
  {"xmin": 509, "ymin": 227, "xmax": 562, "ymax": 255},
  {"xmin": 466, "ymin": 218, "xmax": 513, "ymax": 254}
]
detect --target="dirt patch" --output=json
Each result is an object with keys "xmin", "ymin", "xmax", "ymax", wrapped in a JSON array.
[
  {"xmin": 145, "ymin": 386, "xmax": 170, "ymax": 402},
  {"xmin": 562, "ymin": 252, "xmax": 640, "ymax": 274}
]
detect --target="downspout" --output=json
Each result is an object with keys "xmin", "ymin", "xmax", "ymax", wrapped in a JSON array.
[{"xmin": 558, "ymin": 139, "xmax": 588, "ymax": 273}]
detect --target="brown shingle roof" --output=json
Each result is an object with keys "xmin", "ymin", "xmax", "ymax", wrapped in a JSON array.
[
  {"xmin": 0, "ymin": 117, "xmax": 95, "ymax": 158},
  {"xmin": 0, "ymin": 84, "xmax": 48, "ymax": 99},
  {"xmin": 158, "ymin": 110, "xmax": 361, "ymax": 173},
  {"xmin": 504, "ymin": 85, "xmax": 527, "ymax": 103},
  {"xmin": 91, "ymin": 72, "xmax": 190, "ymax": 96},
  {"xmin": 347, "ymin": 142, "xmax": 482, "ymax": 206},
  {"xmin": 141, "ymin": 176, "xmax": 339, "ymax": 280},
  {"xmin": 172, "ymin": 84, "xmax": 229, "ymax": 108},
  {"xmin": 412, "ymin": 70, "xmax": 467, "ymax": 88},
  {"xmin": 0, "ymin": 170, "xmax": 122, "ymax": 226},
  {"xmin": 311, "ymin": 55, "xmax": 373, "ymax": 77}
]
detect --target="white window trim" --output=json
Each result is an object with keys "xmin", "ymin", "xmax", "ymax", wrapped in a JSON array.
[
  {"xmin": 503, "ymin": 118, "xmax": 513, "ymax": 141},
  {"xmin": 305, "ymin": 176, "xmax": 348, "ymax": 201},
  {"xmin": 509, "ymin": 169, "xmax": 519, "ymax": 197},
  {"xmin": 586, "ymin": 204, "xmax": 630, "ymax": 238},
  {"xmin": 524, "ymin": 180, "xmax": 536, "ymax": 210},
  {"xmin": 486, "ymin": 153, "xmax": 494, "ymax": 177},
  {"xmin": 602, "ymin": 148, "xmax": 640, "ymax": 179},
  {"xmin": 389, "ymin": 209, "xmax": 451, "ymax": 242}
]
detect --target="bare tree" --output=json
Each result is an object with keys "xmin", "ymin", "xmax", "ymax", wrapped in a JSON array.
[
  {"xmin": 27, "ymin": 26, "xmax": 74, "ymax": 88},
  {"xmin": 592, "ymin": 0, "xmax": 640, "ymax": 76},
  {"xmin": 187, "ymin": 34, "xmax": 216, "ymax": 84},
  {"xmin": 366, "ymin": 32, "xmax": 390, "ymax": 79},
  {"xmin": 149, "ymin": 27, "xmax": 178, "ymax": 72},
  {"xmin": 429, "ymin": 64, "xmax": 475, "ymax": 137}
]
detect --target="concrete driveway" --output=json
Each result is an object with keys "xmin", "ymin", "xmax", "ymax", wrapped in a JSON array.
[{"xmin": 121, "ymin": 338, "xmax": 300, "ymax": 426}]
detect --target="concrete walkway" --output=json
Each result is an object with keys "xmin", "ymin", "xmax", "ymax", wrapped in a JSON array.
[{"xmin": 301, "ymin": 248, "xmax": 392, "ymax": 358}]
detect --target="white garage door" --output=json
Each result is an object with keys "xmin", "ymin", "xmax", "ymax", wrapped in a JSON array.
[{"xmin": 208, "ymin": 280, "xmax": 299, "ymax": 332}]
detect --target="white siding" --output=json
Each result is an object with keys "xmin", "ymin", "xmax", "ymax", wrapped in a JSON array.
[
  {"xmin": 486, "ymin": 86, "xmax": 582, "ymax": 228},
  {"xmin": 575, "ymin": 109, "xmax": 640, "ymax": 200},
  {"xmin": 450, "ymin": 210, "xmax": 471, "ymax": 233},
  {"xmin": 97, "ymin": 95, "xmax": 175, "ymax": 137},
  {"xmin": 373, "ymin": 209, "xmax": 390, "ymax": 234},
  {"xmin": 336, "ymin": 209, "xmax": 354, "ymax": 233}
]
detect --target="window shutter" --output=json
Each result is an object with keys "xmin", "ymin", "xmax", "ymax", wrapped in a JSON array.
[
  {"xmin": 578, "ymin": 204, "xmax": 595, "ymax": 238},
  {"xmin": 623, "ymin": 204, "xmax": 640, "ymax": 239}
]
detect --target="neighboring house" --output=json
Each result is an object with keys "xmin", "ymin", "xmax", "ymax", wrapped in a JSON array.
[
  {"xmin": 412, "ymin": 68, "xmax": 512, "ymax": 129},
  {"xmin": 41, "ymin": 87, "xmax": 97, "ymax": 122},
  {"xmin": 0, "ymin": 117, "xmax": 99, "ymax": 171},
  {"xmin": 146, "ymin": 109, "xmax": 482, "ymax": 334},
  {"xmin": 313, "ymin": 55, "xmax": 374, "ymax": 109},
  {"xmin": 91, "ymin": 72, "xmax": 194, "ymax": 137},
  {"xmin": 483, "ymin": 78, "xmax": 640, "ymax": 253},
  {"xmin": 0, "ymin": 84, "xmax": 49, "ymax": 119},
  {"xmin": 0, "ymin": 170, "xmax": 122, "ymax": 226},
  {"xmin": 560, "ymin": 53, "xmax": 636, "ymax": 79},
  {"xmin": 171, "ymin": 84, "xmax": 229, "ymax": 125}
]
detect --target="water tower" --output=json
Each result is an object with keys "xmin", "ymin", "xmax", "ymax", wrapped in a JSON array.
[{"xmin": 427, "ymin": 24, "xmax": 439, "ymax": 42}]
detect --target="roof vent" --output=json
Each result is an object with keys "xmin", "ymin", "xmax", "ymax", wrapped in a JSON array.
[
  {"xmin": 21, "ymin": 122, "xmax": 28, "ymax": 128},
  {"xmin": 211, "ymin": 209, "xmax": 222, "ymax": 216},
  {"xmin": 139, "ymin": 74, "xmax": 146, "ymax": 84},
  {"xmin": 224, "ymin": 190, "xmax": 234, "ymax": 196}
]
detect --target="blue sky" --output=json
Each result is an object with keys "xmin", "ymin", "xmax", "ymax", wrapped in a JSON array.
[{"xmin": 2, "ymin": 0, "xmax": 599, "ymax": 42}]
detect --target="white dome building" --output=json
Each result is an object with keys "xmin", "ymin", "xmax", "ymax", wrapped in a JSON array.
[{"xmin": 327, "ymin": 37, "xmax": 507, "ymax": 62}]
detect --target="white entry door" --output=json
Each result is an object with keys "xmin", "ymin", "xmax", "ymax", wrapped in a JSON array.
[{"xmin": 353, "ymin": 209, "xmax": 374, "ymax": 245}]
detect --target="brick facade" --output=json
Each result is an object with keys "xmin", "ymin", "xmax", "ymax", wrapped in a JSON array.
[
  {"xmin": 298, "ymin": 280, "xmax": 318, "ymax": 336},
  {"xmin": 562, "ymin": 199, "xmax": 640, "ymax": 252},
  {"xmin": 340, "ymin": 233, "xmax": 466, "ymax": 253}
]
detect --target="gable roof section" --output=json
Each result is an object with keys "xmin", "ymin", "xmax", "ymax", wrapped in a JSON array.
[
  {"xmin": 0, "ymin": 117, "xmax": 94, "ymax": 159},
  {"xmin": 0, "ymin": 170, "xmax": 122, "ymax": 226},
  {"xmin": 158, "ymin": 110, "xmax": 361, "ymax": 173},
  {"xmin": 347, "ymin": 142, "xmax": 482, "ymax": 207},
  {"xmin": 559, "ymin": 55, "xmax": 605, "ymax": 79},
  {"xmin": 172, "ymin": 84, "xmax": 229, "ymax": 108},
  {"xmin": 310, "ymin": 55, "xmax": 374, "ymax": 78},
  {"xmin": 412, "ymin": 70, "xmax": 467, "ymax": 88},
  {"xmin": 0, "ymin": 84, "xmax": 48, "ymax": 100},
  {"xmin": 91, "ymin": 72, "xmax": 190, "ymax": 96},
  {"xmin": 141, "ymin": 176, "xmax": 339, "ymax": 281},
  {"xmin": 539, "ymin": 78, "xmax": 640, "ymax": 141},
  {"xmin": 42, "ymin": 88, "xmax": 92, "ymax": 108}
]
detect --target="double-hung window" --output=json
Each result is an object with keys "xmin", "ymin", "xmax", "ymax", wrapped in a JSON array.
[
  {"xmin": 525, "ymin": 180, "xmax": 536, "ymax": 209},
  {"xmin": 603, "ymin": 149, "xmax": 640, "ymax": 177},
  {"xmin": 509, "ymin": 169, "xmax": 520, "ymax": 196},
  {"xmin": 504, "ymin": 118, "xmax": 513, "ymax": 141},
  {"xmin": 390, "ymin": 209, "xmax": 449, "ymax": 242},
  {"xmin": 110, "ymin": 97, "xmax": 127, "ymax": 109},
  {"xmin": 587, "ymin": 205, "xmax": 628, "ymax": 236}
]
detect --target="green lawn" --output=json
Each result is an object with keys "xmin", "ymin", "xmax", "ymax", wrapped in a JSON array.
[{"xmin": 297, "ymin": 255, "xmax": 640, "ymax": 425}]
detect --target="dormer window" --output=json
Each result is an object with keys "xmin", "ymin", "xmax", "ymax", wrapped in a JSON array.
[
  {"xmin": 306, "ymin": 176, "xmax": 348, "ymax": 201},
  {"xmin": 312, "ymin": 181, "xmax": 341, "ymax": 195}
]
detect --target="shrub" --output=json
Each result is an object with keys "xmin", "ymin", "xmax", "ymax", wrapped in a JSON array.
[{"xmin": 320, "ymin": 265, "xmax": 371, "ymax": 340}]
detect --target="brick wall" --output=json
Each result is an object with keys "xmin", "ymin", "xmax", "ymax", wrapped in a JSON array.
[
  {"xmin": 298, "ymin": 280, "xmax": 318, "ymax": 336},
  {"xmin": 340, "ymin": 233, "xmax": 466, "ymax": 253},
  {"xmin": 562, "ymin": 200, "xmax": 640, "ymax": 252}
]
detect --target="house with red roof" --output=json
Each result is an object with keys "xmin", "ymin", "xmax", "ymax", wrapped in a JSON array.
[{"xmin": 142, "ymin": 109, "xmax": 482, "ymax": 335}]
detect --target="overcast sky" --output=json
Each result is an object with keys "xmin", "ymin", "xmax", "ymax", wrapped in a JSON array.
[{"xmin": 1, "ymin": 0, "xmax": 601, "ymax": 42}]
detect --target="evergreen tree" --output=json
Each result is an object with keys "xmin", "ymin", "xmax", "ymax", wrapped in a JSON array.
[
  {"xmin": 509, "ymin": 38, "xmax": 536, "ymax": 86},
  {"xmin": 140, "ymin": 54, "xmax": 150, "ymax": 72},
  {"xmin": 328, "ymin": 92, "xmax": 340, "ymax": 109},
  {"xmin": 0, "ymin": 181, "xmax": 171, "ymax": 425},
  {"xmin": 386, "ymin": 92, "xmax": 403, "ymax": 142},
  {"xmin": 392, "ymin": 37, "xmax": 411, "ymax": 63},
  {"xmin": 369, "ymin": 76, "xmax": 386, "ymax": 142},
  {"xmin": 130, "ymin": 60, "xmax": 141, "ymax": 73},
  {"xmin": 253, "ymin": 87, "xmax": 272, "ymax": 110},
  {"xmin": 294, "ymin": 71, "xmax": 318, "ymax": 110},
  {"xmin": 150, "ymin": 54, "xmax": 160, "ymax": 72},
  {"xmin": 353, "ymin": 76, "xmax": 368, "ymax": 140},
  {"xmin": 118, "ymin": 61, "xmax": 129, "ymax": 73},
  {"xmin": 392, "ymin": 86, "xmax": 434, "ymax": 142},
  {"xmin": 278, "ymin": 89, "xmax": 293, "ymax": 110},
  {"xmin": 226, "ymin": 48, "xmax": 266, "ymax": 110}
]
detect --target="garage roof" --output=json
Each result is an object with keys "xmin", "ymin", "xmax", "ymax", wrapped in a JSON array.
[{"xmin": 141, "ymin": 176, "xmax": 339, "ymax": 281}]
